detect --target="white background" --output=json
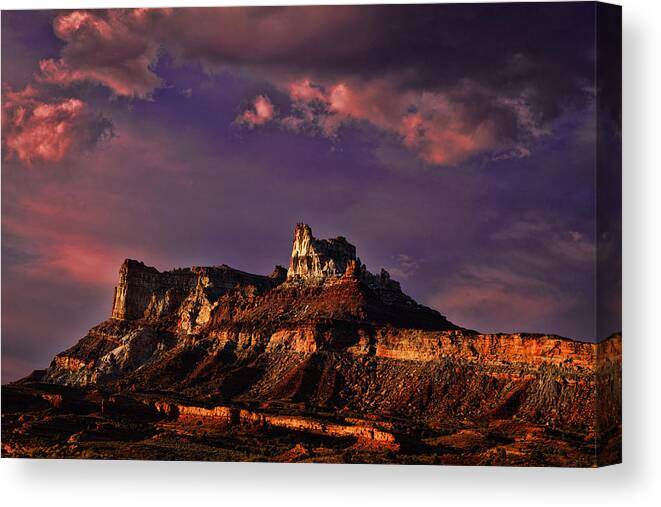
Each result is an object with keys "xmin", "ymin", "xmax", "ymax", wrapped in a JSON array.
[{"xmin": 1, "ymin": 0, "xmax": 659, "ymax": 505}]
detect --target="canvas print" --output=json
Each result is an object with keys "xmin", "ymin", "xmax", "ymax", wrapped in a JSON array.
[{"xmin": 1, "ymin": 3, "xmax": 621, "ymax": 466}]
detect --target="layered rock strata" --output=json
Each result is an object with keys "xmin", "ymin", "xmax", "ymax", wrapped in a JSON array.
[{"xmin": 8, "ymin": 223, "xmax": 620, "ymax": 465}]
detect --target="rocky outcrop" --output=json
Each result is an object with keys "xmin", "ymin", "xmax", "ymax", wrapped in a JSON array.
[
  {"xmin": 111, "ymin": 260, "xmax": 197, "ymax": 320},
  {"xmin": 149, "ymin": 400, "xmax": 399, "ymax": 449},
  {"xmin": 45, "ymin": 224, "xmax": 460, "ymax": 385},
  {"xmin": 16, "ymin": 222, "xmax": 620, "ymax": 466},
  {"xmin": 111, "ymin": 260, "xmax": 284, "ymax": 322},
  {"xmin": 177, "ymin": 266, "xmax": 284, "ymax": 334},
  {"xmin": 287, "ymin": 223, "xmax": 356, "ymax": 280},
  {"xmin": 285, "ymin": 224, "xmax": 418, "ymax": 307}
]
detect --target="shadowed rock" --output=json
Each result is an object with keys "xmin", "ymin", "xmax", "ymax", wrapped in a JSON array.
[{"xmin": 3, "ymin": 223, "xmax": 621, "ymax": 466}]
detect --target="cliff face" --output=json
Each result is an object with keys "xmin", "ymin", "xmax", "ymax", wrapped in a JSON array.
[
  {"xmin": 8, "ymin": 223, "xmax": 620, "ymax": 465},
  {"xmin": 111, "ymin": 260, "xmax": 284, "ymax": 321},
  {"xmin": 45, "ymin": 224, "xmax": 462, "ymax": 384},
  {"xmin": 288, "ymin": 223, "xmax": 357, "ymax": 280}
]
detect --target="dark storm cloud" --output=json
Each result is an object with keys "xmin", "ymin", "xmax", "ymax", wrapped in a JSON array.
[
  {"xmin": 12, "ymin": 4, "xmax": 598, "ymax": 165},
  {"xmin": 170, "ymin": 3, "xmax": 598, "ymax": 144}
]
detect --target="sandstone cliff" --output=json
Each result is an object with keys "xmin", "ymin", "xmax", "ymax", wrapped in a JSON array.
[
  {"xmin": 18, "ymin": 223, "xmax": 620, "ymax": 465},
  {"xmin": 288, "ymin": 223, "xmax": 357, "ymax": 280}
]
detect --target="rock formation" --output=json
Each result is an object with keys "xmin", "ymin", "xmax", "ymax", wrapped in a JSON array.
[
  {"xmin": 2, "ymin": 223, "xmax": 621, "ymax": 466},
  {"xmin": 111, "ymin": 260, "xmax": 284, "ymax": 321},
  {"xmin": 287, "ymin": 223, "xmax": 357, "ymax": 280}
]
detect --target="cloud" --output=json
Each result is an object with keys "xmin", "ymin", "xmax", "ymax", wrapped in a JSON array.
[
  {"xmin": 25, "ymin": 5, "xmax": 595, "ymax": 166},
  {"xmin": 554, "ymin": 231, "xmax": 596, "ymax": 263},
  {"xmin": 23, "ymin": 238, "xmax": 131, "ymax": 287},
  {"xmin": 35, "ymin": 7, "xmax": 369, "ymax": 99},
  {"xmin": 279, "ymin": 79, "xmax": 346, "ymax": 138},
  {"xmin": 236, "ymin": 95, "xmax": 274, "ymax": 127},
  {"xmin": 490, "ymin": 218, "xmax": 550, "ymax": 241},
  {"xmin": 385, "ymin": 254, "xmax": 420, "ymax": 280},
  {"xmin": 37, "ymin": 9, "xmax": 163, "ymax": 98},
  {"xmin": 2, "ymin": 193, "xmax": 135, "ymax": 287},
  {"xmin": 428, "ymin": 214, "xmax": 597, "ymax": 335},
  {"xmin": 490, "ymin": 216, "xmax": 595, "ymax": 264},
  {"xmin": 429, "ymin": 264, "xmax": 573, "ymax": 334},
  {"xmin": 266, "ymin": 77, "xmax": 544, "ymax": 165},
  {"xmin": 1, "ymin": 84, "xmax": 113, "ymax": 165}
]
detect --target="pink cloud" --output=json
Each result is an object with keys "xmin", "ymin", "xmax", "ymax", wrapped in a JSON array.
[
  {"xmin": 280, "ymin": 79, "xmax": 352, "ymax": 137},
  {"xmin": 277, "ymin": 78, "xmax": 503, "ymax": 165},
  {"xmin": 3, "ymin": 221, "xmax": 131, "ymax": 288},
  {"xmin": 36, "ymin": 8, "xmax": 370, "ymax": 99},
  {"xmin": 2, "ymin": 114, "xmax": 217, "ymax": 285},
  {"xmin": 151, "ymin": 7, "xmax": 371, "ymax": 68},
  {"xmin": 37, "ymin": 10, "xmax": 164, "ymax": 98},
  {"xmin": 236, "ymin": 95, "xmax": 274, "ymax": 127},
  {"xmin": 288, "ymin": 79, "xmax": 327, "ymax": 103},
  {"xmin": 429, "ymin": 265, "xmax": 574, "ymax": 333},
  {"xmin": 23, "ymin": 8, "xmax": 551, "ymax": 166},
  {"xmin": 29, "ymin": 239, "xmax": 131, "ymax": 287},
  {"xmin": 2, "ymin": 182, "xmax": 156, "ymax": 287},
  {"xmin": 398, "ymin": 108, "xmax": 498, "ymax": 165},
  {"xmin": 1, "ymin": 85, "xmax": 113, "ymax": 165}
]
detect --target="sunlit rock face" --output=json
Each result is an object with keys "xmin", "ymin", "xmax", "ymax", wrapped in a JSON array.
[
  {"xmin": 111, "ymin": 261, "xmax": 284, "ymax": 323},
  {"xmin": 111, "ymin": 260, "xmax": 197, "ymax": 320},
  {"xmin": 18, "ymin": 222, "xmax": 620, "ymax": 466},
  {"xmin": 285, "ymin": 224, "xmax": 417, "ymax": 306},
  {"xmin": 46, "ymin": 223, "xmax": 459, "ymax": 385},
  {"xmin": 287, "ymin": 223, "xmax": 358, "ymax": 280}
]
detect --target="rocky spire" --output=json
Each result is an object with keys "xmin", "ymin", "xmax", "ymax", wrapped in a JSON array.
[{"xmin": 287, "ymin": 223, "xmax": 357, "ymax": 280}]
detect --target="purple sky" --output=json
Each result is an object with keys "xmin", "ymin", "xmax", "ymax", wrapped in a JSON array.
[{"xmin": 1, "ymin": 4, "xmax": 621, "ymax": 382}]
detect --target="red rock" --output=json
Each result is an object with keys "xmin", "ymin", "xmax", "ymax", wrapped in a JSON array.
[{"xmin": 9, "ymin": 223, "xmax": 619, "ymax": 466}]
